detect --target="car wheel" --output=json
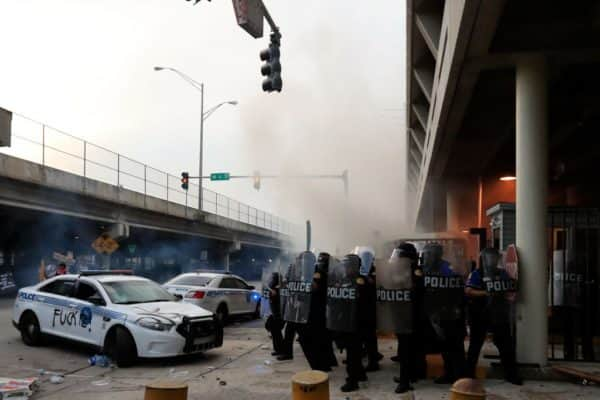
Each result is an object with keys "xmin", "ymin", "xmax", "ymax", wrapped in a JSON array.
[
  {"xmin": 20, "ymin": 312, "xmax": 43, "ymax": 346},
  {"xmin": 105, "ymin": 326, "xmax": 137, "ymax": 367},
  {"xmin": 216, "ymin": 304, "xmax": 229, "ymax": 326}
]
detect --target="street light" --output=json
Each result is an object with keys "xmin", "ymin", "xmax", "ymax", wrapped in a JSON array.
[{"xmin": 154, "ymin": 66, "xmax": 237, "ymax": 213}]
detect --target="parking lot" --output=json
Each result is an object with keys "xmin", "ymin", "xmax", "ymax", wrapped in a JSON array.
[{"xmin": 1, "ymin": 299, "xmax": 598, "ymax": 400}]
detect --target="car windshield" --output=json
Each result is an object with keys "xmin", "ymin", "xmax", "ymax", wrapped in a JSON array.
[
  {"xmin": 102, "ymin": 280, "xmax": 175, "ymax": 305},
  {"xmin": 167, "ymin": 275, "xmax": 213, "ymax": 287}
]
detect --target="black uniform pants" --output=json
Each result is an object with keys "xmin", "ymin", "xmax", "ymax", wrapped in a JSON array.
[
  {"xmin": 266, "ymin": 315, "xmax": 285, "ymax": 354},
  {"xmin": 396, "ymin": 333, "xmax": 414, "ymax": 386},
  {"xmin": 345, "ymin": 334, "xmax": 365, "ymax": 383},
  {"xmin": 297, "ymin": 324, "xmax": 332, "ymax": 371},
  {"xmin": 361, "ymin": 329, "xmax": 379, "ymax": 366},
  {"xmin": 439, "ymin": 319, "xmax": 466, "ymax": 380},
  {"xmin": 281, "ymin": 321, "xmax": 297, "ymax": 357},
  {"xmin": 466, "ymin": 317, "xmax": 516, "ymax": 379}
]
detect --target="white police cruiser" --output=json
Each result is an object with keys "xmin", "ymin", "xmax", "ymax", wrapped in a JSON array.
[
  {"xmin": 12, "ymin": 272, "xmax": 223, "ymax": 367},
  {"xmin": 163, "ymin": 272, "xmax": 261, "ymax": 323}
]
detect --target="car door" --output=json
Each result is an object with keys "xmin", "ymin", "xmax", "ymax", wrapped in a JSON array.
[
  {"xmin": 36, "ymin": 278, "xmax": 76, "ymax": 338},
  {"xmin": 233, "ymin": 278, "xmax": 254, "ymax": 313},
  {"xmin": 69, "ymin": 280, "xmax": 108, "ymax": 345},
  {"xmin": 218, "ymin": 278, "xmax": 242, "ymax": 314}
]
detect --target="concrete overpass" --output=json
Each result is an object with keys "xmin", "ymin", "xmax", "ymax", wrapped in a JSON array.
[
  {"xmin": 406, "ymin": 0, "xmax": 600, "ymax": 365},
  {"xmin": 0, "ymin": 109, "xmax": 296, "ymax": 290}
]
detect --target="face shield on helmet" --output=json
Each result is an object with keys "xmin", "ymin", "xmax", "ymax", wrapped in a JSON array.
[
  {"xmin": 480, "ymin": 247, "xmax": 501, "ymax": 276},
  {"xmin": 422, "ymin": 243, "xmax": 443, "ymax": 269},
  {"xmin": 316, "ymin": 252, "xmax": 330, "ymax": 275},
  {"xmin": 390, "ymin": 242, "xmax": 418, "ymax": 262}
]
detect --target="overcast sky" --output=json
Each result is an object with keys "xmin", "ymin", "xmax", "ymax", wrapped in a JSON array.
[{"xmin": 0, "ymin": 0, "xmax": 407, "ymax": 251}]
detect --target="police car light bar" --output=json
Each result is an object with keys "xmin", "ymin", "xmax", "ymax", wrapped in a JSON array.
[{"xmin": 79, "ymin": 270, "xmax": 134, "ymax": 276}]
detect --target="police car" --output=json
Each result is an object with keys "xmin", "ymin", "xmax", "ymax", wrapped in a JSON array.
[
  {"xmin": 12, "ymin": 272, "xmax": 223, "ymax": 367},
  {"xmin": 163, "ymin": 272, "xmax": 261, "ymax": 323}
]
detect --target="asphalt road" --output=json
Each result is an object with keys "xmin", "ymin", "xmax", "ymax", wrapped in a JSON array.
[{"xmin": 1, "ymin": 299, "xmax": 598, "ymax": 399}]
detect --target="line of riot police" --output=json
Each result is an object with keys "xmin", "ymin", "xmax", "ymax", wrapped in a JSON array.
[{"xmin": 261, "ymin": 242, "xmax": 521, "ymax": 394}]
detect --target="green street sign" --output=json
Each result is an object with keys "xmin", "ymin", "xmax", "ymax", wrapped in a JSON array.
[{"xmin": 210, "ymin": 172, "xmax": 230, "ymax": 181}]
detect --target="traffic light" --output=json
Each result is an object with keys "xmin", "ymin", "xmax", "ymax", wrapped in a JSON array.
[
  {"xmin": 253, "ymin": 170, "xmax": 261, "ymax": 191},
  {"xmin": 181, "ymin": 172, "xmax": 189, "ymax": 190},
  {"xmin": 260, "ymin": 32, "xmax": 282, "ymax": 92}
]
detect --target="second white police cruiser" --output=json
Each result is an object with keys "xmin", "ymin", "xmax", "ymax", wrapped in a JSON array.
[
  {"xmin": 163, "ymin": 272, "xmax": 261, "ymax": 323},
  {"xmin": 12, "ymin": 272, "xmax": 223, "ymax": 367}
]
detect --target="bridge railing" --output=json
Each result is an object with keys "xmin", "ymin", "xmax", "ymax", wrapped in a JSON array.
[{"xmin": 0, "ymin": 112, "xmax": 293, "ymax": 235}]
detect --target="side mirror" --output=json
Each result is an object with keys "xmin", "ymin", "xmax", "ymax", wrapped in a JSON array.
[{"xmin": 248, "ymin": 285, "xmax": 255, "ymax": 290}]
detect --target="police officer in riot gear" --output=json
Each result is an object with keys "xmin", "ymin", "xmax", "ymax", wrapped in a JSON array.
[
  {"xmin": 421, "ymin": 242, "xmax": 466, "ymax": 384},
  {"xmin": 380, "ymin": 242, "xmax": 423, "ymax": 393},
  {"xmin": 361, "ymin": 262, "xmax": 381, "ymax": 372},
  {"xmin": 466, "ymin": 248, "xmax": 522, "ymax": 385},
  {"xmin": 281, "ymin": 252, "xmax": 316, "ymax": 361},
  {"xmin": 296, "ymin": 252, "xmax": 338, "ymax": 371},
  {"xmin": 277, "ymin": 263, "xmax": 296, "ymax": 361},
  {"xmin": 327, "ymin": 254, "xmax": 367, "ymax": 392},
  {"xmin": 263, "ymin": 270, "xmax": 285, "ymax": 355}
]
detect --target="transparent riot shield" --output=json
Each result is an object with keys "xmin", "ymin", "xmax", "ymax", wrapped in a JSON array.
[
  {"xmin": 480, "ymin": 247, "xmax": 518, "ymax": 324},
  {"xmin": 353, "ymin": 246, "xmax": 375, "ymax": 276},
  {"xmin": 260, "ymin": 263, "xmax": 282, "ymax": 318},
  {"xmin": 282, "ymin": 251, "xmax": 316, "ymax": 324},
  {"xmin": 326, "ymin": 256, "xmax": 360, "ymax": 333},
  {"xmin": 376, "ymin": 250, "xmax": 413, "ymax": 334},
  {"xmin": 422, "ymin": 264, "xmax": 465, "ymax": 321}
]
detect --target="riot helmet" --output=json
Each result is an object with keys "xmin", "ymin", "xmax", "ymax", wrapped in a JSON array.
[
  {"xmin": 480, "ymin": 247, "xmax": 501, "ymax": 277},
  {"xmin": 342, "ymin": 254, "xmax": 361, "ymax": 280},
  {"xmin": 316, "ymin": 252, "xmax": 331, "ymax": 274},
  {"xmin": 391, "ymin": 242, "xmax": 418, "ymax": 261},
  {"xmin": 422, "ymin": 242, "xmax": 443, "ymax": 270}
]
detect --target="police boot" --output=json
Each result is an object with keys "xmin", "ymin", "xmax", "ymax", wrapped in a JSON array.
[
  {"xmin": 395, "ymin": 382, "xmax": 414, "ymax": 394},
  {"xmin": 340, "ymin": 379, "xmax": 359, "ymax": 392},
  {"xmin": 505, "ymin": 373, "xmax": 523, "ymax": 386}
]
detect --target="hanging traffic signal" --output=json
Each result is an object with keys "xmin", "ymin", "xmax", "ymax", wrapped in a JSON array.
[
  {"xmin": 181, "ymin": 172, "xmax": 189, "ymax": 190},
  {"xmin": 253, "ymin": 170, "xmax": 261, "ymax": 191},
  {"xmin": 260, "ymin": 32, "xmax": 282, "ymax": 92}
]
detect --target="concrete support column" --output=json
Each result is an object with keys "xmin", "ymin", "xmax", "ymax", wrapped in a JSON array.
[
  {"xmin": 223, "ymin": 252, "xmax": 230, "ymax": 272},
  {"xmin": 515, "ymin": 56, "xmax": 548, "ymax": 366}
]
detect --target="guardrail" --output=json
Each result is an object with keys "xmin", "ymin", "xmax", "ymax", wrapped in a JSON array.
[{"xmin": 0, "ymin": 112, "xmax": 293, "ymax": 235}]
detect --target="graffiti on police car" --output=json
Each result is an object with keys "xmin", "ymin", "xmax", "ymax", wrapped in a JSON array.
[{"xmin": 52, "ymin": 307, "xmax": 93, "ymax": 330}]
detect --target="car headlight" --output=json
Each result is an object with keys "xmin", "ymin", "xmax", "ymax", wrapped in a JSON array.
[{"xmin": 136, "ymin": 317, "xmax": 175, "ymax": 332}]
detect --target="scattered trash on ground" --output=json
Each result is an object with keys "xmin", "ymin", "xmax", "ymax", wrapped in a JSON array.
[
  {"xmin": 260, "ymin": 346, "xmax": 270, "ymax": 350},
  {"xmin": 0, "ymin": 377, "xmax": 39, "ymax": 399},
  {"xmin": 219, "ymin": 380, "xmax": 227, "ymax": 386},
  {"xmin": 263, "ymin": 360, "xmax": 272, "ymax": 366},
  {"xmin": 91, "ymin": 379, "xmax": 111, "ymax": 386},
  {"xmin": 49, "ymin": 375, "xmax": 64, "ymax": 384},
  {"xmin": 88, "ymin": 355, "xmax": 111, "ymax": 367},
  {"xmin": 168, "ymin": 368, "xmax": 189, "ymax": 378}
]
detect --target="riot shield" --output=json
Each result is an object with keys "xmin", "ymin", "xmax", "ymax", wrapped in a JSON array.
[
  {"xmin": 422, "ymin": 243, "xmax": 465, "ymax": 321},
  {"xmin": 481, "ymin": 248, "xmax": 518, "ymax": 296},
  {"xmin": 376, "ymin": 249, "xmax": 413, "ymax": 334},
  {"xmin": 326, "ymin": 255, "xmax": 360, "ymax": 333},
  {"xmin": 353, "ymin": 246, "xmax": 375, "ymax": 276},
  {"xmin": 481, "ymin": 247, "xmax": 517, "ymax": 322},
  {"xmin": 282, "ymin": 251, "xmax": 316, "ymax": 324},
  {"xmin": 551, "ymin": 249, "xmax": 583, "ymax": 307},
  {"xmin": 260, "ymin": 263, "xmax": 282, "ymax": 318}
]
